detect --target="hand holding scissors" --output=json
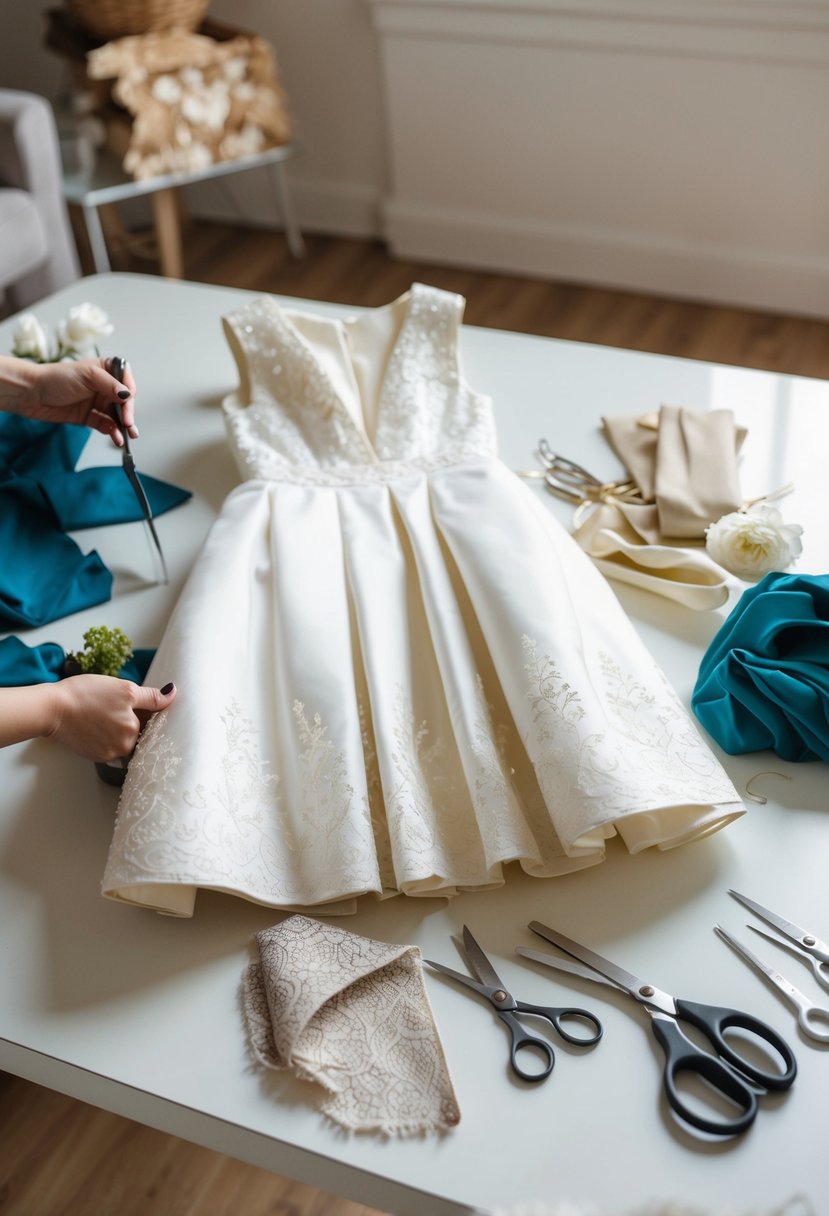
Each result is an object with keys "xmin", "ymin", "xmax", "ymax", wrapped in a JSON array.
[
  {"xmin": 518, "ymin": 921, "xmax": 796, "ymax": 1136},
  {"xmin": 424, "ymin": 925, "xmax": 603, "ymax": 1082},
  {"xmin": 729, "ymin": 889, "xmax": 829, "ymax": 994}
]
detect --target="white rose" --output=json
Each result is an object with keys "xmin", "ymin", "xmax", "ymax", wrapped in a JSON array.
[
  {"xmin": 57, "ymin": 303, "xmax": 113, "ymax": 355},
  {"xmin": 705, "ymin": 503, "xmax": 803, "ymax": 581},
  {"xmin": 12, "ymin": 313, "xmax": 49, "ymax": 361}
]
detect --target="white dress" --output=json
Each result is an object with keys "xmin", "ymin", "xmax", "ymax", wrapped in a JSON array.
[{"xmin": 102, "ymin": 284, "xmax": 744, "ymax": 916}]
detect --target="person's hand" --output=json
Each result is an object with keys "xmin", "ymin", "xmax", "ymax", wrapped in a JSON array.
[
  {"xmin": 46, "ymin": 675, "xmax": 176, "ymax": 762},
  {"xmin": 1, "ymin": 356, "xmax": 138, "ymax": 446}
]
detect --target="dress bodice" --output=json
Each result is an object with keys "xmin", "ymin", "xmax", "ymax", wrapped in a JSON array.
[{"xmin": 221, "ymin": 283, "xmax": 497, "ymax": 484}]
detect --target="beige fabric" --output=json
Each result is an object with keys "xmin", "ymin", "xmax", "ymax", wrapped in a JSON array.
[
  {"xmin": 241, "ymin": 914, "xmax": 461, "ymax": 1136},
  {"xmin": 601, "ymin": 405, "xmax": 747, "ymax": 542},
  {"xmin": 571, "ymin": 404, "xmax": 747, "ymax": 608},
  {"xmin": 572, "ymin": 502, "xmax": 732, "ymax": 610}
]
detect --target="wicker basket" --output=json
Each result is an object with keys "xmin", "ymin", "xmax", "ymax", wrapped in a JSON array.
[{"xmin": 65, "ymin": 0, "xmax": 211, "ymax": 39}]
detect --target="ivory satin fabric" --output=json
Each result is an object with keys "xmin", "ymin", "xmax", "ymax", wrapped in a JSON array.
[{"xmin": 102, "ymin": 285, "xmax": 744, "ymax": 916}]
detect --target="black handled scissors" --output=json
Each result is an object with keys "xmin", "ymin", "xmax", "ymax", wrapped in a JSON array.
[
  {"xmin": 110, "ymin": 356, "xmax": 168, "ymax": 585},
  {"xmin": 424, "ymin": 925, "xmax": 603, "ymax": 1083},
  {"xmin": 519, "ymin": 921, "xmax": 796, "ymax": 1136}
]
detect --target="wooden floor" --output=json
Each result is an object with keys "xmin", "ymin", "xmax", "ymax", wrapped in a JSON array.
[{"xmin": 4, "ymin": 219, "xmax": 829, "ymax": 1216}]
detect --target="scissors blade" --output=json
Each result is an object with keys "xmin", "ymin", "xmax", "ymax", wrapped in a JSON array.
[
  {"xmin": 528, "ymin": 921, "xmax": 675, "ymax": 1014},
  {"xmin": 110, "ymin": 366, "xmax": 169, "ymax": 586},
  {"xmin": 460, "ymin": 926, "xmax": 506, "ymax": 991},
  {"xmin": 423, "ymin": 958, "xmax": 491, "ymax": 1001},
  {"xmin": 122, "ymin": 466, "xmax": 169, "ymax": 584},
  {"xmin": 516, "ymin": 946, "xmax": 625, "ymax": 992},
  {"xmin": 715, "ymin": 925, "xmax": 811, "ymax": 1011},
  {"xmin": 728, "ymin": 890, "xmax": 829, "ymax": 961}
]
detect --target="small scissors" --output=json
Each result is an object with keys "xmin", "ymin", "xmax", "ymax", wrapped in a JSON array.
[
  {"xmin": 518, "ymin": 921, "xmax": 796, "ymax": 1136},
  {"xmin": 534, "ymin": 439, "xmax": 645, "ymax": 506},
  {"xmin": 424, "ymin": 925, "xmax": 603, "ymax": 1082},
  {"xmin": 729, "ymin": 889, "xmax": 829, "ymax": 994},
  {"xmin": 715, "ymin": 925, "xmax": 829, "ymax": 1045},
  {"xmin": 110, "ymin": 356, "xmax": 168, "ymax": 585}
]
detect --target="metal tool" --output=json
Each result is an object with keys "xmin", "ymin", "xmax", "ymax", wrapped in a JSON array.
[
  {"xmin": 110, "ymin": 355, "xmax": 168, "ymax": 585},
  {"xmin": 729, "ymin": 889, "xmax": 829, "ymax": 994},
  {"xmin": 715, "ymin": 925, "xmax": 829, "ymax": 1045},
  {"xmin": 424, "ymin": 925, "xmax": 602, "ymax": 1082},
  {"xmin": 533, "ymin": 439, "xmax": 645, "ymax": 506},
  {"xmin": 518, "ymin": 920, "xmax": 796, "ymax": 1136}
]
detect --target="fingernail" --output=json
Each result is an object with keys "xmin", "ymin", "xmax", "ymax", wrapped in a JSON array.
[
  {"xmin": 160, "ymin": 682, "xmax": 175, "ymax": 695},
  {"xmin": 118, "ymin": 389, "xmax": 131, "ymax": 399}
]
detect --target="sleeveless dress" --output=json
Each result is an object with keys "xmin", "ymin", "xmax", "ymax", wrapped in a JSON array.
[{"xmin": 102, "ymin": 284, "xmax": 744, "ymax": 916}]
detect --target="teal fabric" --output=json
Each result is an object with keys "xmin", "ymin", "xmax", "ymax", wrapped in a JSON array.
[
  {"xmin": 0, "ymin": 413, "xmax": 191, "ymax": 630},
  {"xmin": 0, "ymin": 636, "xmax": 155, "ymax": 686},
  {"xmin": 692, "ymin": 572, "xmax": 829, "ymax": 763}
]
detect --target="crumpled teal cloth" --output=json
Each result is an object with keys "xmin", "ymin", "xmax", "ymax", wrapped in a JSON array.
[
  {"xmin": 692, "ymin": 572, "xmax": 829, "ymax": 763},
  {"xmin": 0, "ymin": 636, "xmax": 154, "ymax": 686},
  {"xmin": 0, "ymin": 414, "xmax": 191, "ymax": 630}
]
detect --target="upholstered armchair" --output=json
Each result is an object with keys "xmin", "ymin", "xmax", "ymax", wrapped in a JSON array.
[{"xmin": 0, "ymin": 89, "xmax": 80, "ymax": 311}]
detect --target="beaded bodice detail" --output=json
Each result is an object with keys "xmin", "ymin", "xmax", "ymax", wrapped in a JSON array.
[{"xmin": 222, "ymin": 283, "xmax": 497, "ymax": 485}]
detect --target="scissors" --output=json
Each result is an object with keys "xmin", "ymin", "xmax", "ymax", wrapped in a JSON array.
[
  {"xmin": 424, "ymin": 925, "xmax": 603, "ymax": 1082},
  {"xmin": 110, "ymin": 356, "xmax": 168, "ymax": 585},
  {"xmin": 518, "ymin": 920, "xmax": 796, "ymax": 1136},
  {"xmin": 715, "ymin": 925, "xmax": 829, "ymax": 1045},
  {"xmin": 534, "ymin": 439, "xmax": 645, "ymax": 506},
  {"xmin": 729, "ymin": 889, "xmax": 829, "ymax": 994}
]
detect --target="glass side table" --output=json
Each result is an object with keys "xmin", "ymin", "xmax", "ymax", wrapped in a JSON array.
[{"xmin": 62, "ymin": 141, "xmax": 305, "ymax": 278}]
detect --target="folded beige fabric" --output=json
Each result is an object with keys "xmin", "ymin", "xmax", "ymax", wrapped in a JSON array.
[
  {"xmin": 602, "ymin": 406, "xmax": 747, "ymax": 541},
  {"xmin": 241, "ymin": 914, "xmax": 461, "ymax": 1136},
  {"xmin": 572, "ymin": 501, "xmax": 731, "ymax": 610}
]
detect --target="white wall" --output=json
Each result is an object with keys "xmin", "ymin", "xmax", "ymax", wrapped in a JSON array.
[
  {"xmin": 3, "ymin": 0, "xmax": 829, "ymax": 317},
  {"xmin": 370, "ymin": 0, "xmax": 829, "ymax": 317},
  {"xmin": 191, "ymin": 0, "xmax": 386, "ymax": 235}
]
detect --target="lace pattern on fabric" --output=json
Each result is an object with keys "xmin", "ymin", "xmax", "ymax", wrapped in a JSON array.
[
  {"xmin": 521, "ymin": 635, "xmax": 740, "ymax": 846},
  {"xmin": 222, "ymin": 283, "xmax": 497, "ymax": 484},
  {"xmin": 241, "ymin": 914, "xmax": 461, "ymax": 1136}
]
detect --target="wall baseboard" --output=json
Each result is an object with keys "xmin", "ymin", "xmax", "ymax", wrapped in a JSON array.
[{"xmin": 384, "ymin": 198, "xmax": 829, "ymax": 319}]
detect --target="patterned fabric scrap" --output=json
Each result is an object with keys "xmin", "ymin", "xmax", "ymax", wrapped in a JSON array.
[{"xmin": 241, "ymin": 914, "xmax": 461, "ymax": 1136}]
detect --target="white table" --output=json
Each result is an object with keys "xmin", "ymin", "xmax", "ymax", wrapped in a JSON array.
[
  {"xmin": 1, "ymin": 273, "xmax": 827, "ymax": 1216},
  {"xmin": 63, "ymin": 145, "xmax": 305, "ymax": 277}
]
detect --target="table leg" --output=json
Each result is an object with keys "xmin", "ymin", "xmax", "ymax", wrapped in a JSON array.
[
  {"xmin": 269, "ymin": 162, "xmax": 305, "ymax": 258},
  {"xmin": 81, "ymin": 203, "xmax": 111, "ymax": 273},
  {"xmin": 151, "ymin": 188, "xmax": 184, "ymax": 279}
]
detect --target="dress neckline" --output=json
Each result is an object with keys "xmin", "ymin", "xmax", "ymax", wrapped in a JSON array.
[{"xmin": 266, "ymin": 286, "xmax": 429, "ymax": 461}]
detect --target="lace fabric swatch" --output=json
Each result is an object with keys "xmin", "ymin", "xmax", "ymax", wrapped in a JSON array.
[{"xmin": 241, "ymin": 914, "xmax": 461, "ymax": 1136}]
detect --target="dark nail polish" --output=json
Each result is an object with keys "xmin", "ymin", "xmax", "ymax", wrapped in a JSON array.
[
  {"xmin": 160, "ymin": 682, "xmax": 175, "ymax": 695},
  {"xmin": 117, "ymin": 389, "xmax": 131, "ymax": 399}
]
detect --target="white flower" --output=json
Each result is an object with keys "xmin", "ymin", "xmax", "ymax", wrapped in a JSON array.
[
  {"xmin": 57, "ymin": 303, "xmax": 113, "ymax": 355},
  {"xmin": 152, "ymin": 74, "xmax": 183, "ymax": 105},
  {"xmin": 11, "ymin": 313, "xmax": 49, "ymax": 360},
  {"xmin": 705, "ymin": 503, "xmax": 803, "ymax": 581}
]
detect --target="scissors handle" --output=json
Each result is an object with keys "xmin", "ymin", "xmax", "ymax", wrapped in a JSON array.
[
  {"xmin": 515, "ymin": 999, "xmax": 603, "ymax": 1046},
  {"xmin": 496, "ymin": 1010, "xmax": 555, "ymax": 1082},
  {"xmin": 806, "ymin": 956, "xmax": 829, "ymax": 994},
  {"xmin": 649, "ymin": 1013, "xmax": 758, "ymax": 1136},
  {"xmin": 675, "ymin": 998, "xmax": 797, "ymax": 1091}
]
